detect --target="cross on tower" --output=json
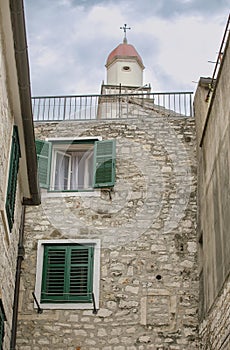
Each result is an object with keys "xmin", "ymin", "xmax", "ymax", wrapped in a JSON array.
[{"xmin": 120, "ymin": 24, "xmax": 131, "ymax": 42}]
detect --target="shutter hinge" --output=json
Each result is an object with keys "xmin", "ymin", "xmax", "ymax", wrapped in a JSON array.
[
  {"xmin": 102, "ymin": 188, "xmax": 113, "ymax": 200},
  {"xmin": 92, "ymin": 293, "xmax": 98, "ymax": 314},
  {"xmin": 32, "ymin": 292, "xmax": 43, "ymax": 314}
]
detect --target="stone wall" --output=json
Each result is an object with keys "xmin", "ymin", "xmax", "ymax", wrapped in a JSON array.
[
  {"xmin": 199, "ymin": 278, "xmax": 230, "ymax": 350},
  {"xmin": 0, "ymin": 10, "xmax": 25, "ymax": 348},
  {"xmin": 194, "ymin": 33, "xmax": 230, "ymax": 349},
  {"xmin": 17, "ymin": 114, "xmax": 198, "ymax": 349}
]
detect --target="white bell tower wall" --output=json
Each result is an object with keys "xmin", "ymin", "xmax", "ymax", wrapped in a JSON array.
[{"xmin": 107, "ymin": 58, "xmax": 143, "ymax": 86}]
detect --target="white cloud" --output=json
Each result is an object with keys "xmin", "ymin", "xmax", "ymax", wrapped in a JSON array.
[
  {"xmin": 131, "ymin": 14, "xmax": 226, "ymax": 90},
  {"xmin": 24, "ymin": 0, "xmax": 229, "ymax": 95}
]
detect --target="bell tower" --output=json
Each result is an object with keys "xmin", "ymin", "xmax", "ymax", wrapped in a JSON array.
[{"xmin": 105, "ymin": 24, "xmax": 145, "ymax": 87}]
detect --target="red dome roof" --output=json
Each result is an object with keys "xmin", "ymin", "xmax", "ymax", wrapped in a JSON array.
[{"xmin": 106, "ymin": 42, "xmax": 144, "ymax": 68}]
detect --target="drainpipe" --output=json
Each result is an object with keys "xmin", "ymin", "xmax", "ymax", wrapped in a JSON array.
[
  {"xmin": 10, "ymin": 205, "xmax": 26, "ymax": 350},
  {"xmin": 10, "ymin": 0, "xmax": 41, "ymax": 206}
]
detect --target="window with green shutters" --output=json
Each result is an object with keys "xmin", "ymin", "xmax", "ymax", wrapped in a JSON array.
[
  {"xmin": 35, "ymin": 139, "xmax": 116, "ymax": 191},
  {"xmin": 5, "ymin": 126, "xmax": 21, "ymax": 231},
  {"xmin": 0, "ymin": 301, "xmax": 6, "ymax": 349},
  {"xmin": 41, "ymin": 244, "xmax": 94, "ymax": 303}
]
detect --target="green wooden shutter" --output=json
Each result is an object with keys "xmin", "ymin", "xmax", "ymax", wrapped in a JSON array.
[
  {"xmin": 41, "ymin": 246, "xmax": 66, "ymax": 302},
  {"xmin": 5, "ymin": 126, "xmax": 21, "ymax": 232},
  {"xmin": 0, "ymin": 302, "xmax": 6, "ymax": 349},
  {"xmin": 69, "ymin": 246, "xmax": 94, "ymax": 302},
  {"xmin": 0, "ymin": 309, "xmax": 4, "ymax": 349},
  {"xmin": 41, "ymin": 245, "xmax": 94, "ymax": 303},
  {"xmin": 93, "ymin": 140, "xmax": 116, "ymax": 188},
  {"xmin": 35, "ymin": 140, "xmax": 52, "ymax": 189}
]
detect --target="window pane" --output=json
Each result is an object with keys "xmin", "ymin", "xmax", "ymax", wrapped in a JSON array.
[
  {"xmin": 54, "ymin": 152, "xmax": 70, "ymax": 190},
  {"xmin": 51, "ymin": 144, "xmax": 95, "ymax": 191},
  {"xmin": 70, "ymin": 149, "xmax": 93, "ymax": 190}
]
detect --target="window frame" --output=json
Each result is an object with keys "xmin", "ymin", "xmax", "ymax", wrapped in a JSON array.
[
  {"xmin": 34, "ymin": 239, "xmax": 100, "ymax": 310},
  {"xmin": 50, "ymin": 142, "xmax": 95, "ymax": 191},
  {"xmin": 35, "ymin": 137, "xmax": 116, "ymax": 193}
]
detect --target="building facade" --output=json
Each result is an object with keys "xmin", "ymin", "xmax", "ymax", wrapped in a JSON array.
[
  {"xmin": 16, "ymin": 38, "xmax": 199, "ymax": 349},
  {"xmin": 0, "ymin": 0, "xmax": 40, "ymax": 349},
  {"xmin": 194, "ymin": 23, "xmax": 230, "ymax": 350},
  {"xmin": 1, "ymin": 1, "xmax": 229, "ymax": 348}
]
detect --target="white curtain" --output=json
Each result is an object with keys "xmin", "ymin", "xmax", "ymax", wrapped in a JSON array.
[
  {"xmin": 54, "ymin": 150, "xmax": 94, "ymax": 190},
  {"xmin": 54, "ymin": 152, "xmax": 70, "ymax": 190}
]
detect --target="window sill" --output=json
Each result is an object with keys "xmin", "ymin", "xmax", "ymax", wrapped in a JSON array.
[
  {"xmin": 39, "ymin": 302, "xmax": 97, "ymax": 310},
  {"xmin": 41, "ymin": 189, "xmax": 101, "ymax": 198}
]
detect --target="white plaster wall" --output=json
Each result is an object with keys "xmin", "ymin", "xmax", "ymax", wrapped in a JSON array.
[{"xmin": 107, "ymin": 59, "xmax": 143, "ymax": 86}]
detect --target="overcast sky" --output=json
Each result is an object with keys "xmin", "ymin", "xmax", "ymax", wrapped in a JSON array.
[{"xmin": 24, "ymin": 0, "xmax": 229, "ymax": 96}]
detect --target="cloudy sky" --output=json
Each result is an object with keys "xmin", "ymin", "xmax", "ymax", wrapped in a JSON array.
[{"xmin": 24, "ymin": 0, "xmax": 229, "ymax": 96}]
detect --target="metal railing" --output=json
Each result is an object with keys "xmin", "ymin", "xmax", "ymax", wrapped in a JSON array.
[{"xmin": 32, "ymin": 92, "xmax": 193, "ymax": 121}]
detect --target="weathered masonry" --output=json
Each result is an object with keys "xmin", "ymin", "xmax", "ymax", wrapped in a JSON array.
[
  {"xmin": 16, "ymin": 33, "xmax": 198, "ymax": 350},
  {"xmin": 0, "ymin": 1, "xmax": 40, "ymax": 349},
  {"xmin": 1, "ymin": 2, "xmax": 229, "ymax": 349},
  {"xmin": 194, "ymin": 17, "xmax": 230, "ymax": 350},
  {"xmin": 17, "ymin": 104, "xmax": 198, "ymax": 350}
]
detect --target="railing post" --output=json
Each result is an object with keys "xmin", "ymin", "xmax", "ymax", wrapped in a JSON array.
[
  {"xmin": 37, "ymin": 98, "xmax": 41, "ymax": 121},
  {"xmin": 63, "ymin": 97, "xmax": 67, "ymax": 120}
]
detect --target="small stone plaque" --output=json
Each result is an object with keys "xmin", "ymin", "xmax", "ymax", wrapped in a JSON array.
[{"xmin": 140, "ymin": 290, "xmax": 177, "ymax": 330}]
